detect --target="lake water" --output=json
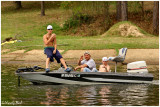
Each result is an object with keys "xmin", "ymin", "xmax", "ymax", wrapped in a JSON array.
[{"xmin": 1, "ymin": 64, "xmax": 159, "ymax": 106}]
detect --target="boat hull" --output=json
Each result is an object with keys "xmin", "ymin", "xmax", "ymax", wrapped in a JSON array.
[{"xmin": 16, "ymin": 71, "xmax": 154, "ymax": 85}]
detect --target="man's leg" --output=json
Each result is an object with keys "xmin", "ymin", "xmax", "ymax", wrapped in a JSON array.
[
  {"xmin": 44, "ymin": 48, "xmax": 54, "ymax": 72},
  {"xmin": 46, "ymin": 58, "xmax": 50, "ymax": 69},
  {"xmin": 92, "ymin": 68, "xmax": 98, "ymax": 72},
  {"xmin": 60, "ymin": 58, "xmax": 67, "ymax": 69},
  {"xmin": 80, "ymin": 68, "xmax": 84, "ymax": 72},
  {"xmin": 83, "ymin": 68, "xmax": 92, "ymax": 72},
  {"xmin": 45, "ymin": 58, "xmax": 51, "ymax": 73},
  {"xmin": 60, "ymin": 58, "xmax": 71, "ymax": 72},
  {"xmin": 55, "ymin": 49, "xmax": 71, "ymax": 72}
]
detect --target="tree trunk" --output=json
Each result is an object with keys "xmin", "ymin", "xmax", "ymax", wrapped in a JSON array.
[
  {"xmin": 15, "ymin": 1, "xmax": 22, "ymax": 9},
  {"xmin": 121, "ymin": 1, "xmax": 128, "ymax": 21},
  {"xmin": 41, "ymin": 1, "xmax": 45, "ymax": 16},
  {"xmin": 141, "ymin": 1, "xmax": 144, "ymax": 17},
  {"xmin": 104, "ymin": 2, "xmax": 109, "ymax": 17},
  {"xmin": 153, "ymin": 1, "xmax": 159, "ymax": 35},
  {"xmin": 116, "ymin": 1, "xmax": 121, "ymax": 21},
  {"xmin": 104, "ymin": 2, "xmax": 110, "ymax": 30}
]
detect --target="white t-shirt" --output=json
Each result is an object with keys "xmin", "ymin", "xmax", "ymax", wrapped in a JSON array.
[{"xmin": 81, "ymin": 58, "xmax": 96, "ymax": 70}]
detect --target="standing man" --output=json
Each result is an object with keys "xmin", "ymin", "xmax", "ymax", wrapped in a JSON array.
[
  {"xmin": 43, "ymin": 25, "xmax": 71, "ymax": 73},
  {"xmin": 99, "ymin": 57, "xmax": 110, "ymax": 72},
  {"xmin": 75, "ymin": 51, "xmax": 98, "ymax": 72}
]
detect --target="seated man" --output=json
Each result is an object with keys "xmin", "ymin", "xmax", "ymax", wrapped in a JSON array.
[
  {"xmin": 99, "ymin": 57, "xmax": 111, "ymax": 72},
  {"xmin": 75, "ymin": 51, "xmax": 98, "ymax": 72}
]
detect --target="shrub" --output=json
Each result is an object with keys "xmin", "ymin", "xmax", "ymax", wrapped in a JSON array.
[{"xmin": 63, "ymin": 14, "xmax": 93, "ymax": 30}]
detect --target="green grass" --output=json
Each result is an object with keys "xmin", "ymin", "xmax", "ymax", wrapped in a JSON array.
[
  {"xmin": 1, "ymin": 1, "xmax": 159, "ymax": 52},
  {"xmin": 2, "ymin": 35, "xmax": 159, "ymax": 52},
  {"xmin": 1, "ymin": 1, "xmax": 71, "ymax": 41}
]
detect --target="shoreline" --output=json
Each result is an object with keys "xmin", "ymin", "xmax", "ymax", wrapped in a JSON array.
[{"xmin": 1, "ymin": 49, "xmax": 159, "ymax": 66}]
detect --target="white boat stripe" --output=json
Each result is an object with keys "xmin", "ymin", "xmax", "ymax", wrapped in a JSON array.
[{"xmin": 83, "ymin": 77, "xmax": 152, "ymax": 84}]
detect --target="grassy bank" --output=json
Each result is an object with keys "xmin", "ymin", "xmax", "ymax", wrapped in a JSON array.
[
  {"xmin": 2, "ymin": 36, "xmax": 159, "ymax": 52},
  {"xmin": 1, "ymin": 1, "xmax": 159, "ymax": 52}
]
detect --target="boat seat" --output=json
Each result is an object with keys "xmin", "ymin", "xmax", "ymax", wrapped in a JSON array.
[{"xmin": 109, "ymin": 48, "xmax": 127, "ymax": 72}]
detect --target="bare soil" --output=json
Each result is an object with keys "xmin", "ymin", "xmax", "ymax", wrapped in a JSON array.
[
  {"xmin": 1, "ymin": 49, "xmax": 159, "ymax": 65},
  {"xmin": 119, "ymin": 23, "xmax": 144, "ymax": 37},
  {"xmin": 125, "ymin": 49, "xmax": 159, "ymax": 65}
]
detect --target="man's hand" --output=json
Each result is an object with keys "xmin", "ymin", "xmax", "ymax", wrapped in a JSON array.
[
  {"xmin": 78, "ymin": 55, "xmax": 83, "ymax": 66},
  {"xmin": 53, "ymin": 49, "xmax": 56, "ymax": 54},
  {"xmin": 80, "ymin": 55, "xmax": 83, "ymax": 61},
  {"xmin": 50, "ymin": 34, "xmax": 55, "ymax": 40}
]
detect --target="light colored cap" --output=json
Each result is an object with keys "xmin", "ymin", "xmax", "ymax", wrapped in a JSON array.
[
  {"xmin": 84, "ymin": 51, "xmax": 90, "ymax": 55},
  {"xmin": 102, "ymin": 57, "xmax": 108, "ymax": 61},
  {"xmin": 47, "ymin": 25, "xmax": 53, "ymax": 30}
]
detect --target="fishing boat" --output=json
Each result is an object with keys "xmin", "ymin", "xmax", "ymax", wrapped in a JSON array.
[{"xmin": 15, "ymin": 48, "xmax": 154, "ymax": 85}]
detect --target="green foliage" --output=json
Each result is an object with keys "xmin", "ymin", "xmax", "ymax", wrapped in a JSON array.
[
  {"xmin": 60, "ymin": 1, "xmax": 72, "ymax": 9},
  {"xmin": 128, "ymin": 1, "xmax": 142, "ymax": 13},
  {"xmin": 63, "ymin": 14, "xmax": 92, "ymax": 30},
  {"xmin": 63, "ymin": 17, "xmax": 79, "ymax": 30}
]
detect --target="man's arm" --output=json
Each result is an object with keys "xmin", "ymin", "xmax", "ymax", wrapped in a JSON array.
[
  {"xmin": 99, "ymin": 65, "xmax": 103, "ymax": 72},
  {"xmin": 75, "ymin": 64, "xmax": 88, "ymax": 70},
  {"xmin": 53, "ymin": 34, "xmax": 57, "ymax": 54},
  {"xmin": 105, "ymin": 65, "xmax": 110, "ymax": 72},
  {"xmin": 43, "ymin": 35, "xmax": 54, "ymax": 45},
  {"xmin": 53, "ymin": 34, "xmax": 57, "ymax": 50}
]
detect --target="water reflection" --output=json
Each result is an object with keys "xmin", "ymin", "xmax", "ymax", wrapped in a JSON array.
[
  {"xmin": 117, "ymin": 84, "xmax": 148, "ymax": 106},
  {"xmin": 98, "ymin": 85, "xmax": 111, "ymax": 105},
  {"xmin": 38, "ymin": 84, "xmax": 157, "ymax": 106},
  {"xmin": 40, "ymin": 87, "xmax": 69, "ymax": 106},
  {"xmin": 75, "ymin": 86, "xmax": 98, "ymax": 105}
]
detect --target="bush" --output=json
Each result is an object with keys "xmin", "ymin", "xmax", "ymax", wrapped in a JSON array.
[{"xmin": 63, "ymin": 14, "xmax": 93, "ymax": 30}]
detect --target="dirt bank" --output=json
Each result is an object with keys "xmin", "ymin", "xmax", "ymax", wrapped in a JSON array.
[{"xmin": 1, "ymin": 49, "xmax": 159, "ymax": 65}]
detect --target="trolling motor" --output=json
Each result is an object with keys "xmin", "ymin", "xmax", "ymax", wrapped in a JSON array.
[
  {"xmin": 16, "ymin": 66, "xmax": 45, "ymax": 87},
  {"xmin": 16, "ymin": 64, "xmax": 73, "ymax": 86},
  {"xmin": 16, "ymin": 66, "xmax": 45, "ymax": 73}
]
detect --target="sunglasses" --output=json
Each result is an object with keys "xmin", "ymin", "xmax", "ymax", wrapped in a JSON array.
[{"xmin": 47, "ymin": 29, "xmax": 53, "ymax": 30}]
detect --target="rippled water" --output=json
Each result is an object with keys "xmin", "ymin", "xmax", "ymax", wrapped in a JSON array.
[{"xmin": 1, "ymin": 64, "xmax": 159, "ymax": 106}]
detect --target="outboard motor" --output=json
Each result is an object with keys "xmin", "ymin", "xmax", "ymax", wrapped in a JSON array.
[{"xmin": 127, "ymin": 61, "xmax": 148, "ymax": 73}]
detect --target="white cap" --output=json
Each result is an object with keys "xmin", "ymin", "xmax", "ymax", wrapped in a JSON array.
[
  {"xmin": 47, "ymin": 25, "xmax": 53, "ymax": 30},
  {"xmin": 84, "ymin": 51, "xmax": 90, "ymax": 55},
  {"xmin": 102, "ymin": 57, "xmax": 108, "ymax": 61}
]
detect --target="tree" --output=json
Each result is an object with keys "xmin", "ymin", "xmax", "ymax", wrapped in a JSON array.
[
  {"xmin": 14, "ymin": 1, "xmax": 22, "ymax": 9},
  {"xmin": 116, "ymin": 1, "xmax": 121, "ymax": 21},
  {"xmin": 153, "ymin": 1, "xmax": 159, "ymax": 35},
  {"xmin": 104, "ymin": 2, "xmax": 110, "ymax": 30},
  {"xmin": 41, "ymin": 1, "xmax": 45, "ymax": 16},
  {"xmin": 141, "ymin": 1, "xmax": 144, "ymax": 17},
  {"xmin": 121, "ymin": 1, "xmax": 128, "ymax": 21}
]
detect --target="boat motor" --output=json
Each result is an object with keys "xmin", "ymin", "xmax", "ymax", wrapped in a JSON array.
[{"xmin": 127, "ymin": 61, "xmax": 148, "ymax": 73}]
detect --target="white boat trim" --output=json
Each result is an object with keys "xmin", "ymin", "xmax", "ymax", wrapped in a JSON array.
[{"xmin": 83, "ymin": 77, "xmax": 152, "ymax": 84}]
